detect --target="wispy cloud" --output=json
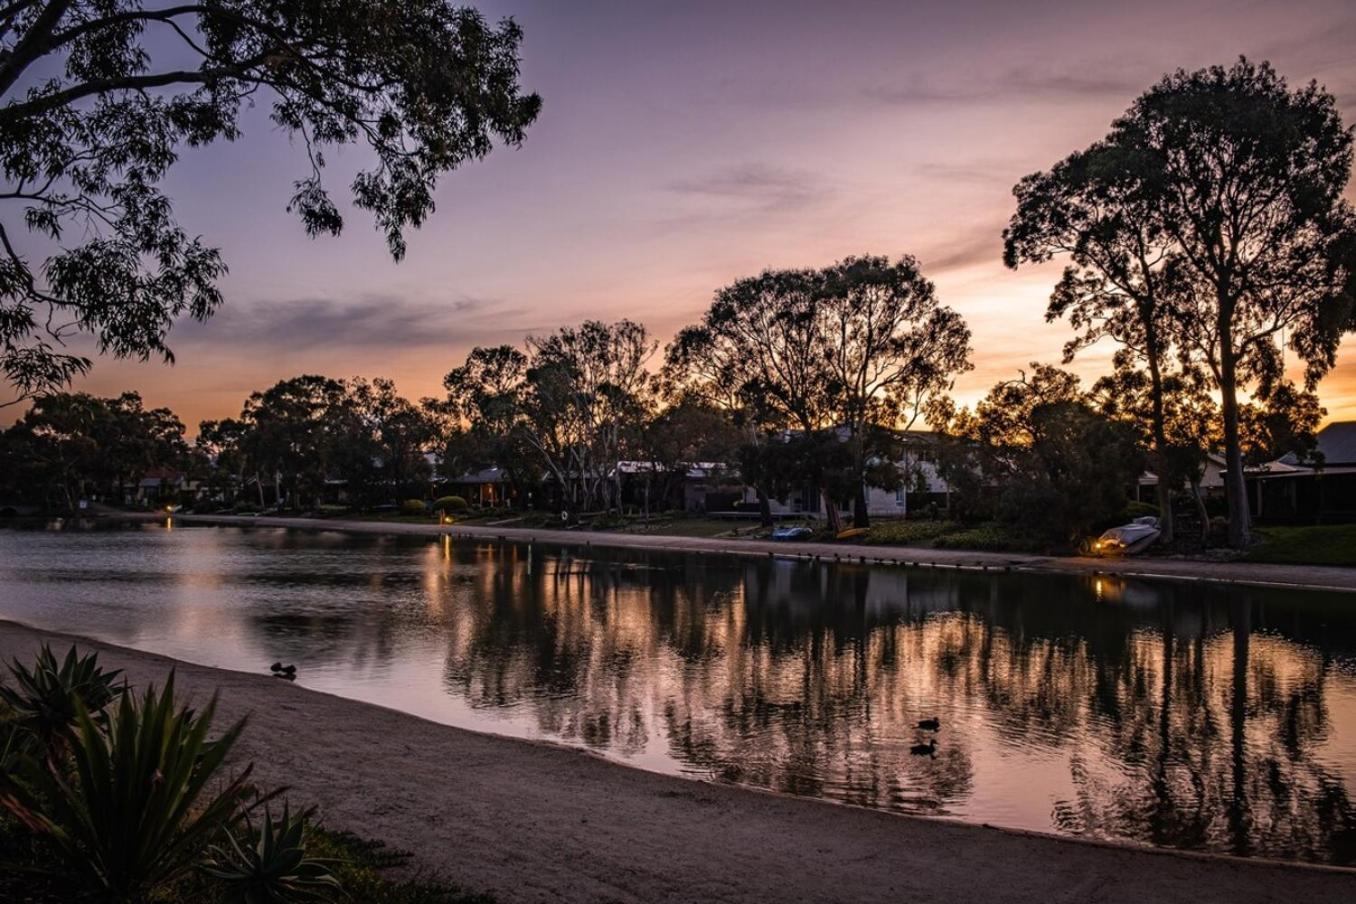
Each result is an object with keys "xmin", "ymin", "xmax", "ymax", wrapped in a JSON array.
[
  {"xmin": 174, "ymin": 295, "xmax": 540, "ymax": 351},
  {"xmin": 916, "ymin": 159, "xmax": 1028, "ymax": 186},
  {"xmin": 667, "ymin": 163, "xmax": 827, "ymax": 213},
  {"xmin": 921, "ymin": 229, "xmax": 1006, "ymax": 275},
  {"xmin": 865, "ymin": 63, "xmax": 1149, "ymax": 107}
]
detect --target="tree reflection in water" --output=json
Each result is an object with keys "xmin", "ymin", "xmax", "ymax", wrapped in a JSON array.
[{"xmin": 406, "ymin": 541, "xmax": 1356, "ymax": 864}]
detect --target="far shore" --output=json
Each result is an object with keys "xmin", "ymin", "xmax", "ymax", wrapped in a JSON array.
[
  {"xmin": 2, "ymin": 620, "xmax": 1353, "ymax": 904},
  {"xmin": 144, "ymin": 512, "xmax": 1356, "ymax": 593}
]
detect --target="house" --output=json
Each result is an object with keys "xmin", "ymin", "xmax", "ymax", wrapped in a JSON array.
[
  {"xmin": 134, "ymin": 470, "xmax": 199, "ymax": 506},
  {"xmin": 607, "ymin": 461, "xmax": 736, "ymax": 513},
  {"xmin": 744, "ymin": 430, "xmax": 954, "ymax": 519},
  {"xmin": 1246, "ymin": 421, "xmax": 1356, "ymax": 524},
  {"xmin": 443, "ymin": 466, "xmax": 515, "ymax": 507},
  {"xmin": 1135, "ymin": 453, "xmax": 1226, "ymax": 504}
]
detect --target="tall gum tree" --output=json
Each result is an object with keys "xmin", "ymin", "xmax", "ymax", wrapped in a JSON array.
[
  {"xmin": 815, "ymin": 254, "xmax": 971, "ymax": 528},
  {"xmin": 1004, "ymin": 141, "xmax": 1182, "ymax": 543},
  {"xmin": 670, "ymin": 258, "xmax": 969, "ymax": 531},
  {"xmin": 664, "ymin": 269, "xmax": 825, "ymax": 526},
  {"xmin": 0, "ymin": 1, "xmax": 540, "ymax": 403},
  {"xmin": 1110, "ymin": 58, "xmax": 1356, "ymax": 548}
]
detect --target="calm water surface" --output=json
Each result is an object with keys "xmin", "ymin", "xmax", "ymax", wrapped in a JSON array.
[{"xmin": 3, "ymin": 522, "xmax": 1356, "ymax": 865}]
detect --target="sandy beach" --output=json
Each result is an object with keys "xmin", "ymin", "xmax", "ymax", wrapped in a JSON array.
[{"xmin": 2, "ymin": 620, "xmax": 1352, "ymax": 904}]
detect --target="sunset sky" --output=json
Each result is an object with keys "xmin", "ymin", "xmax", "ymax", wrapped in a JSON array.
[{"xmin": 31, "ymin": 0, "xmax": 1356, "ymax": 430}]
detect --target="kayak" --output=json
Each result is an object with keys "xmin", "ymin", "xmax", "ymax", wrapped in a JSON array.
[
  {"xmin": 771, "ymin": 526, "xmax": 813, "ymax": 541},
  {"xmin": 836, "ymin": 527, "xmax": 868, "ymax": 540}
]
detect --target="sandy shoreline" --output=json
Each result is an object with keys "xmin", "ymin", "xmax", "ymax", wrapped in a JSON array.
[
  {"xmin": 2, "ymin": 621, "xmax": 1353, "ymax": 903},
  {"xmin": 163, "ymin": 512, "xmax": 1356, "ymax": 593}
]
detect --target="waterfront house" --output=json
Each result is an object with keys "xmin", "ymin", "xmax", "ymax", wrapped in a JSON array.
[{"xmin": 1246, "ymin": 421, "xmax": 1356, "ymax": 523}]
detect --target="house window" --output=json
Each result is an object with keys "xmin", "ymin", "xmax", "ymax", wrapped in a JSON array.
[{"xmin": 895, "ymin": 487, "xmax": 905, "ymax": 505}]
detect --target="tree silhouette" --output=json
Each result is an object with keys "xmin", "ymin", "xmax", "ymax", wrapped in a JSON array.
[
  {"xmin": 0, "ymin": 1, "xmax": 540, "ymax": 401},
  {"xmin": 1109, "ymin": 59, "xmax": 1356, "ymax": 547}
]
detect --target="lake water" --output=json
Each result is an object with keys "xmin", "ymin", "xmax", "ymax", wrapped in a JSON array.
[{"xmin": 2, "ymin": 521, "xmax": 1356, "ymax": 865}]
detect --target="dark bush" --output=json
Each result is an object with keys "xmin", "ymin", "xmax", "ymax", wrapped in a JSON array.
[
  {"xmin": 432, "ymin": 496, "xmax": 469, "ymax": 513},
  {"xmin": 400, "ymin": 499, "xmax": 428, "ymax": 516},
  {"xmin": 0, "ymin": 645, "xmax": 122, "ymax": 754},
  {"xmin": 0, "ymin": 675, "xmax": 255, "ymax": 902}
]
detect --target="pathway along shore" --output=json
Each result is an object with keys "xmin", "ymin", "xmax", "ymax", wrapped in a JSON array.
[
  {"xmin": 1, "ymin": 622, "xmax": 1352, "ymax": 903},
  {"xmin": 172, "ymin": 512, "xmax": 1356, "ymax": 593}
]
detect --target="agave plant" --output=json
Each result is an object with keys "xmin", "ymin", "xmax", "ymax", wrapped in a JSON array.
[
  {"xmin": 202, "ymin": 802, "xmax": 342, "ymax": 903},
  {"xmin": 0, "ymin": 672, "xmax": 254, "ymax": 903},
  {"xmin": 0, "ymin": 644, "xmax": 123, "ymax": 754}
]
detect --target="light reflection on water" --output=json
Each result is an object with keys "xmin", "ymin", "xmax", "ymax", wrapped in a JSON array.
[{"xmin": 2, "ymin": 522, "xmax": 1355, "ymax": 865}]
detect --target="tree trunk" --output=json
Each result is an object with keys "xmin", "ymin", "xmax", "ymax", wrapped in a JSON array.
[
  {"xmin": 1191, "ymin": 478, "xmax": 1210, "ymax": 546},
  {"xmin": 757, "ymin": 483, "xmax": 773, "ymax": 528},
  {"xmin": 1145, "ymin": 352, "xmax": 1175, "ymax": 544},
  {"xmin": 822, "ymin": 489, "xmax": 843, "ymax": 534},
  {"xmin": 852, "ymin": 482, "xmax": 869, "ymax": 528},
  {"xmin": 1218, "ymin": 336, "xmax": 1251, "ymax": 548}
]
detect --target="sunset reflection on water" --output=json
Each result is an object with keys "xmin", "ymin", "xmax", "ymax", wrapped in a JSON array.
[{"xmin": 2, "ymin": 523, "xmax": 1355, "ymax": 864}]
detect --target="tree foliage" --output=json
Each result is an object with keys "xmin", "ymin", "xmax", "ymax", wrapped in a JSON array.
[
  {"xmin": 1005, "ymin": 133, "xmax": 1182, "ymax": 539},
  {"xmin": 1110, "ymin": 58, "xmax": 1356, "ymax": 546},
  {"xmin": 935, "ymin": 365, "xmax": 1144, "ymax": 546},
  {"xmin": 0, "ymin": 0, "xmax": 540, "ymax": 401},
  {"xmin": 666, "ymin": 254, "xmax": 970, "ymax": 529},
  {"xmin": 0, "ymin": 388, "xmax": 186, "ymax": 507},
  {"xmin": 1008, "ymin": 57, "xmax": 1356, "ymax": 548},
  {"xmin": 445, "ymin": 320, "xmax": 657, "ymax": 514}
]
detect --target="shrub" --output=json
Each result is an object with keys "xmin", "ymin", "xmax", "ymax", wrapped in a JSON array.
[
  {"xmin": 431, "ymin": 496, "xmax": 469, "ymax": 513},
  {"xmin": 201, "ymin": 802, "xmax": 340, "ymax": 903},
  {"xmin": 861, "ymin": 520, "xmax": 957, "ymax": 547},
  {"xmin": 400, "ymin": 499, "xmax": 428, "ymax": 516},
  {"xmin": 0, "ymin": 645, "xmax": 122, "ymax": 755},
  {"xmin": 1122, "ymin": 500, "xmax": 1159, "ymax": 520},
  {"xmin": 0, "ymin": 674, "xmax": 255, "ymax": 902},
  {"xmin": 932, "ymin": 523, "xmax": 1030, "ymax": 552}
]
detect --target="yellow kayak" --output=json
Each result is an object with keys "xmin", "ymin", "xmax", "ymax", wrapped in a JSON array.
[{"xmin": 836, "ymin": 527, "xmax": 868, "ymax": 541}]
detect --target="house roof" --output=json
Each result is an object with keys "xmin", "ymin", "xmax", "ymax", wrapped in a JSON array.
[
  {"xmin": 1313, "ymin": 421, "xmax": 1356, "ymax": 466},
  {"xmin": 447, "ymin": 467, "xmax": 509, "ymax": 484},
  {"xmin": 1139, "ymin": 453, "xmax": 1226, "ymax": 486},
  {"xmin": 1270, "ymin": 420, "xmax": 1356, "ymax": 470},
  {"xmin": 615, "ymin": 460, "xmax": 728, "ymax": 477}
]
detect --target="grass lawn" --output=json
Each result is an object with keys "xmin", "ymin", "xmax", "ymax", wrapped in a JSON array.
[
  {"xmin": 1243, "ymin": 524, "xmax": 1356, "ymax": 567},
  {"xmin": 617, "ymin": 517, "xmax": 750, "ymax": 538}
]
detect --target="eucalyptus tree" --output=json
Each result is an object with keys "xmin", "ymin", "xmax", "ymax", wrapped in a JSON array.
[
  {"xmin": 442, "ymin": 343, "xmax": 535, "ymax": 500},
  {"xmin": 1005, "ymin": 140, "xmax": 1183, "ymax": 540},
  {"xmin": 1238, "ymin": 382, "xmax": 1326, "ymax": 468},
  {"xmin": 0, "ymin": 389, "xmax": 185, "ymax": 508},
  {"xmin": 196, "ymin": 416, "xmax": 250, "ymax": 505},
  {"xmin": 816, "ymin": 254, "xmax": 971, "ymax": 527},
  {"xmin": 447, "ymin": 321, "xmax": 656, "ymax": 515},
  {"xmin": 665, "ymin": 269, "xmax": 828, "ymax": 524},
  {"xmin": 344, "ymin": 377, "xmax": 442, "ymax": 503},
  {"xmin": 237, "ymin": 374, "xmax": 349, "ymax": 509},
  {"xmin": 0, "ymin": 0, "xmax": 540, "ymax": 402},
  {"xmin": 524, "ymin": 319, "xmax": 656, "ymax": 513},
  {"xmin": 1109, "ymin": 58, "xmax": 1356, "ymax": 547},
  {"xmin": 939, "ymin": 365, "xmax": 1143, "ymax": 548},
  {"xmin": 1090, "ymin": 356, "xmax": 1220, "ymax": 528}
]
